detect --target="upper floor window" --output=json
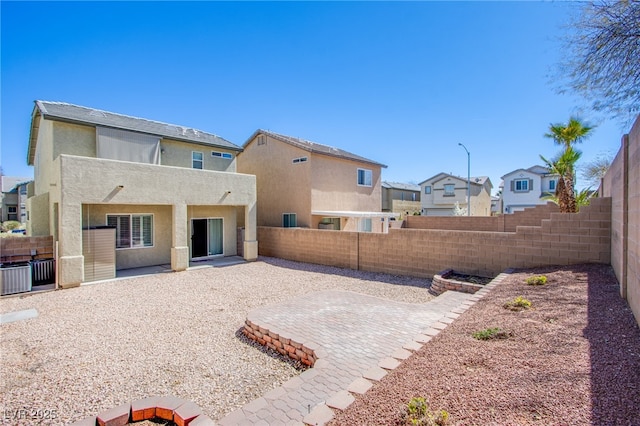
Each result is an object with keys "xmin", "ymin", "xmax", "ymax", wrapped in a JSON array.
[
  {"xmin": 257, "ymin": 135, "xmax": 267, "ymax": 146},
  {"xmin": 292, "ymin": 157, "xmax": 308, "ymax": 164},
  {"xmin": 425, "ymin": 186, "xmax": 432, "ymax": 194},
  {"xmin": 212, "ymin": 151, "xmax": 233, "ymax": 159},
  {"xmin": 514, "ymin": 179, "xmax": 529, "ymax": 192},
  {"xmin": 19, "ymin": 186, "xmax": 27, "ymax": 195},
  {"xmin": 549, "ymin": 180, "xmax": 556, "ymax": 191},
  {"xmin": 444, "ymin": 184, "xmax": 455, "ymax": 196},
  {"xmin": 357, "ymin": 168, "xmax": 372, "ymax": 186},
  {"xmin": 283, "ymin": 213, "xmax": 297, "ymax": 228},
  {"xmin": 412, "ymin": 193, "xmax": 417, "ymax": 201},
  {"xmin": 107, "ymin": 214, "xmax": 153, "ymax": 249},
  {"xmin": 192, "ymin": 151, "xmax": 203, "ymax": 169}
]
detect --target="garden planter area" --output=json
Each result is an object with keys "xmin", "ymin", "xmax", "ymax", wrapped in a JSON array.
[{"xmin": 431, "ymin": 269, "xmax": 494, "ymax": 295}]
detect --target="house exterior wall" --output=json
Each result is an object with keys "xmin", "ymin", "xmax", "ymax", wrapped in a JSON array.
[
  {"xmin": 310, "ymin": 154, "xmax": 382, "ymax": 213},
  {"xmin": 421, "ymin": 175, "xmax": 491, "ymax": 216},
  {"xmin": 187, "ymin": 205, "xmax": 238, "ymax": 257},
  {"xmin": 160, "ymin": 139, "xmax": 237, "ymax": 172},
  {"xmin": 501, "ymin": 169, "xmax": 553, "ymax": 213},
  {"xmin": 82, "ymin": 204, "xmax": 172, "ymax": 270},
  {"xmin": 28, "ymin": 112, "xmax": 257, "ymax": 288},
  {"xmin": 1, "ymin": 192, "xmax": 18, "ymax": 222},
  {"xmin": 382, "ymin": 187, "xmax": 421, "ymax": 214},
  {"xmin": 237, "ymin": 134, "xmax": 312, "ymax": 227}
]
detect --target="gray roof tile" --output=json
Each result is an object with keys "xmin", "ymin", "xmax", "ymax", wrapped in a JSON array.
[
  {"xmin": 34, "ymin": 101, "xmax": 241, "ymax": 151},
  {"xmin": 246, "ymin": 129, "xmax": 386, "ymax": 168}
]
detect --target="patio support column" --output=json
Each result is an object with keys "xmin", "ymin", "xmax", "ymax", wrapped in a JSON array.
[
  {"xmin": 243, "ymin": 201, "xmax": 258, "ymax": 261},
  {"xmin": 382, "ymin": 216, "xmax": 389, "ymax": 233},
  {"xmin": 58, "ymin": 202, "xmax": 84, "ymax": 288},
  {"xmin": 171, "ymin": 203, "xmax": 189, "ymax": 271}
]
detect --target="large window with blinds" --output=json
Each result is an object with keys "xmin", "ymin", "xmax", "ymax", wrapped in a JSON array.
[{"xmin": 107, "ymin": 214, "xmax": 153, "ymax": 249}]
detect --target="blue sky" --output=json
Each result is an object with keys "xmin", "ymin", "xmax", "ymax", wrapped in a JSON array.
[{"xmin": 1, "ymin": 1, "xmax": 626, "ymax": 194}]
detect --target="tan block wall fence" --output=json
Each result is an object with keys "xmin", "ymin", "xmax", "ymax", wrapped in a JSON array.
[
  {"xmin": 1, "ymin": 236, "xmax": 54, "ymax": 263},
  {"xmin": 601, "ymin": 115, "xmax": 640, "ymax": 326},
  {"xmin": 258, "ymin": 197, "xmax": 611, "ymax": 279},
  {"xmin": 405, "ymin": 202, "xmax": 560, "ymax": 232}
]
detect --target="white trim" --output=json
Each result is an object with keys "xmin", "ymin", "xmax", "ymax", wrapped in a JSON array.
[
  {"xmin": 357, "ymin": 168, "xmax": 372, "ymax": 187},
  {"xmin": 192, "ymin": 151, "xmax": 204, "ymax": 169}
]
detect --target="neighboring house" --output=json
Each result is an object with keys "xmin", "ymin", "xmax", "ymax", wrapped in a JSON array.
[
  {"xmin": 500, "ymin": 165, "xmax": 559, "ymax": 214},
  {"xmin": 238, "ymin": 130, "xmax": 394, "ymax": 233},
  {"xmin": 381, "ymin": 181, "xmax": 421, "ymax": 216},
  {"xmin": 490, "ymin": 195, "xmax": 502, "ymax": 216},
  {"xmin": 1, "ymin": 176, "xmax": 32, "ymax": 223},
  {"xmin": 419, "ymin": 173, "xmax": 493, "ymax": 216},
  {"xmin": 26, "ymin": 101, "xmax": 257, "ymax": 288}
]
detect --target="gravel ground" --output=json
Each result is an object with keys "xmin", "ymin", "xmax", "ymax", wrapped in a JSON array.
[
  {"xmin": 0, "ymin": 256, "xmax": 432, "ymax": 425},
  {"xmin": 330, "ymin": 263, "xmax": 640, "ymax": 426}
]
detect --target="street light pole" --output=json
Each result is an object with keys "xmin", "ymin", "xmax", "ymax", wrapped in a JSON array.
[{"xmin": 458, "ymin": 143, "xmax": 471, "ymax": 216}]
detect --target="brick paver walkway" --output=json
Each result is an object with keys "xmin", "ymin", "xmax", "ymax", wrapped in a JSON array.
[{"xmin": 218, "ymin": 289, "xmax": 474, "ymax": 425}]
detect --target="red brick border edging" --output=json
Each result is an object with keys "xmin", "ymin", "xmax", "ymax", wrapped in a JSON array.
[
  {"xmin": 69, "ymin": 395, "xmax": 214, "ymax": 426},
  {"xmin": 243, "ymin": 320, "xmax": 318, "ymax": 367}
]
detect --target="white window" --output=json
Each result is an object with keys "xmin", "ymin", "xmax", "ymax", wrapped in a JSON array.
[
  {"xmin": 192, "ymin": 151, "xmax": 203, "ymax": 169},
  {"xmin": 358, "ymin": 218, "xmax": 372, "ymax": 232},
  {"xmin": 283, "ymin": 213, "xmax": 297, "ymax": 228},
  {"xmin": 514, "ymin": 179, "xmax": 529, "ymax": 192},
  {"xmin": 357, "ymin": 168, "xmax": 372, "ymax": 186},
  {"xmin": 412, "ymin": 193, "xmax": 417, "ymax": 201},
  {"xmin": 549, "ymin": 180, "xmax": 556, "ymax": 191},
  {"xmin": 107, "ymin": 214, "xmax": 153, "ymax": 249},
  {"xmin": 425, "ymin": 186, "xmax": 431, "ymax": 194},
  {"xmin": 212, "ymin": 151, "xmax": 233, "ymax": 159},
  {"xmin": 292, "ymin": 157, "xmax": 308, "ymax": 164},
  {"xmin": 444, "ymin": 184, "xmax": 455, "ymax": 196}
]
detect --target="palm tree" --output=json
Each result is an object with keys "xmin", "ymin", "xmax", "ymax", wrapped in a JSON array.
[
  {"xmin": 544, "ymin": 117, "xmax": 595, "ymax": 212},
  {"xmin": 541, "ymin": 147, "xmax": 583, "ymax": 213}
]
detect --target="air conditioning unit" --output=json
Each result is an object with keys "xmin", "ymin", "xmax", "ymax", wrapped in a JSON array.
[{"xmin": 0, "ymin": 263, "xmax": 32, "ymax": 296}]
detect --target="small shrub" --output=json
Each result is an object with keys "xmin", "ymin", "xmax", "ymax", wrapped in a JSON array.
[
  {"xmin": 1, "ymin": 220, "xmax": 22, "ymax": 231},
  {"xmin": 405, "ymin": 397, "xmax": 450, "ymax": 426},
  {"xmin": 472, "ymin": 327, "xmax": 512, "ymax": 340},
  {"xmin": 525, "ymin": 275, "xmax": 547, "ymax": 286},
  {"xmin": 504, "ymin": 296, "xmax": 532, "ymax": 311}
]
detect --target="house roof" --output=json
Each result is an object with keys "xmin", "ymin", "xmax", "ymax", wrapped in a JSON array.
[
  {"xmin": 381, "ymin": 181, "xmax": 421, "ymax": 192},
  {"xmin": 244, "ymin": 129, "xmax": 387, "ymax": 168},
  {"xmin": 1, "ymin": 176, "xmax": 32, "ymax": 193},
  {"xmin": 28, "ymin": 101, "xmax": 241, "ymax": 165},
  {"xmin": 501, "ymin": 165, "xmax": 554, "ymax": 179},
  {"xmin": 419, "ymin": 172, "xmax": 489, "ymax": 187}
]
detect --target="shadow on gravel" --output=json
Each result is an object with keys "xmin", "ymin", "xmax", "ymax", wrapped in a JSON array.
[
  {"xmin": 258, "ymin": 256, "xmax": 432, "ymax": 290},
  {"xmin": 584, "ymin": 266, "xmax": 640, "ymax": 424},
  {"xmin": 234, "ymin": 327, "xmax": 309, "ymax": 371}
]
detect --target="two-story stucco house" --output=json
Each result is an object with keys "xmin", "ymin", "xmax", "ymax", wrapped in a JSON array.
[
  {"xmin": 26, "ymin": 101, "xmax": 258, "ymax": 288},
  {"xmin": 500, "ymin": 165, "xmax": 559, "ymax": 214},
  {"xmin": 381, "ymin": 181, "xmax": 421, "ymax": 216},
  {"xmin": 238, "ymin": 130, "xmax": 394, "ymax": 233},
  {"xmin": 1, "ymin": 176, "xmax": 32, "ymax": 223},
  {"xmin": 419, "ymin": 173, "xmax": 493, "ymax": 216}
]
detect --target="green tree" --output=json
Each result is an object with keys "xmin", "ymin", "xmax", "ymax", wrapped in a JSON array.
[{"xmin": 543, "ymin": 117, "xmax": 595, "ymax": 213}]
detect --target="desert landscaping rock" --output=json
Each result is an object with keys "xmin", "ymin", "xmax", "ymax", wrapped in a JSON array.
[{"xmin": 0, "ymin": 256, "xmax": 434, "ymax": 424}]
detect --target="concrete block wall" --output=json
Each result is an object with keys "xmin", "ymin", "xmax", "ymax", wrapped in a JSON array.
[
  {"xmin": 600, "ymin": 114, "xmax": 640, "ymax": 326},
  {"xmin": 0, "ymin": 236, "xmax": 54, "ymax": 263},
  {"xmin": 405, "ymin": 203, "xmax": 559, "ymax": 232},
  {"xmin": 258, "ymin": 227, "xmax": 358, "ymax": 270},
  {"xmin": 258, "ymin": 197, "xmax": 610, "ymax": 279}
]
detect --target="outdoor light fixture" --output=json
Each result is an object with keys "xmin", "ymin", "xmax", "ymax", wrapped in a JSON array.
[
  {"xmin": 458, "ymin": 143, "xmax": 471, "ymax": 216},
  {"xmin": 117, "ymin": 185, "xmax": 124, "ymax": 189}
]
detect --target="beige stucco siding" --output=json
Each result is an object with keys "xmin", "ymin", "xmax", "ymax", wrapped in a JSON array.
[
  {"xmin": 311, "ymin": 155, "xmax": 382, "ymax": 213},
  {"xmin": 26, "ymin": 192, "xmax": 50, "ymax": 236},
  {"xmin": 160, "ymin": 139, "xmax": 237, "ymax": 172},
  {"xmin": 82, "ymin": 204, "xmax": 172, "ymax": 269},
  {"xmin": 237, "ymin": 135, "xmax": 312, "ymax": 227},
  {"xmin": 33, "ymin": 119, "xmax": 55, "ymax": 196},
  {"xmin": 53, "ymin": 121, "xmax": 96, "ymax": 161}
]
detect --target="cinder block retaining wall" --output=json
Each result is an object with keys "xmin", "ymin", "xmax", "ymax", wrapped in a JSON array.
[
  {"xmin": 258, "ymin": 197, "xmax": 611, "ymax": 278},
  {"xmin": 405, "ymin": 203, "xmax": 560, "ymax": 232},
  {"xmin": 0, "ymin": 236, "xmax": 54, "ymax": 263},
  {"xmin": 600, "ymin": 114, "xmax": 640, "ymax": 326}
]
